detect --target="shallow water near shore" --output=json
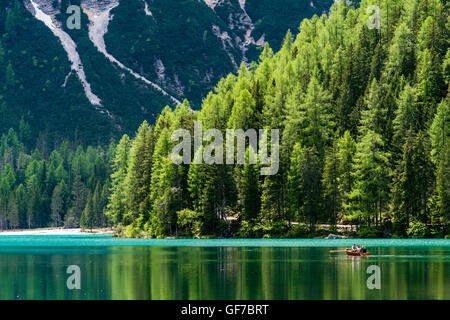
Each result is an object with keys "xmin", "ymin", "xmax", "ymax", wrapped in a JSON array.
[{"xmin": 0, "ymin": 235, "xmax": 448, "ymax": 300}]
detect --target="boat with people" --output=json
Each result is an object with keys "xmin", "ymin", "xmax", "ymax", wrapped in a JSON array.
[
  {"xmin": 345, "ymin": 244, "xmax": 370, "ymax": 256},
  {"xmin": 345, "ymin": 249, "xmax": 370, "ymax": 256},
  {"xmin": 329, "ymin": 244, "xmax": 370, "ymax": 256}
]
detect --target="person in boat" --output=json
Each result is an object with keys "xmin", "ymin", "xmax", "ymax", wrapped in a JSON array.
[
  {"xmin": 356, "ymin": 245, "xmax": 361, "ymax": 253},
  {"xmin": 351, "ymin": 244, "xmax": 357, "ymax": 252},
  {"xmin": 361, "ymin": 246, "xmax": 367, "ymax": 253}
]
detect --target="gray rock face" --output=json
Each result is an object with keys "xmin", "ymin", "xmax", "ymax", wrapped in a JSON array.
[
  {"xmin": 81, "ymin": 0, "xmax": 119, "ymax": 12},
  {"xmin": 24, "ymin": 0, "xmax": 60, "ymax": 15},
  {"xmin": 326, "ymin": 234, "xmax": 342, "ymax": 239},
  {"xmin": 14, "ymin": 0, "xmax": 335, "ymax": 140},
  {"xmin": 24, "ymin": 0, "xmax": 119, "ymax": 15}
]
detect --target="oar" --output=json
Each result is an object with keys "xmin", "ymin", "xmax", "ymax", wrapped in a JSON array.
[{"xmin": 329, "ymin": 249, "xmax": 348, "ymax": 253}]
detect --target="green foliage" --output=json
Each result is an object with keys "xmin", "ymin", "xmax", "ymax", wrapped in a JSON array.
[
  {"xmin": 429, "ymin": 99, "xmax": 449, "ymax": 164},
  {"xmin": 407, "ymin": 220, "xmax": 430, "ymax": 238},
  {"xmin": 123, "ymin": 224, "xmax": 141, "ymax": 238},
  {"xmin": 103, "ymin": 0, "xmax": 448, "ymax": 239},
  {"xmin": 391, "ymin": 131, "xmax": 434, "ymax": 229},
  {"xmin": 5, "ymin": 0, "xmax": 448, "ymax": 240},
  {"xmin": 80, "ymin": 192, "xmax": 95, "ymax": 231},
  {"xmin": 345, "ymin": 130, "xmax": 391, "ymax": 226},
  {"xmin": 0, "ymin": 126, "xmax": 112, "ymax": 230},
  {"xmin": 240, "ymin": 147, "xmax": 261, "ymax": 221},
  {"xmin": 358, "ymin": 226, "xmax": 383, "ymax": 239},
  {"xmin": 0, "ymin": 1, "xmax": 116, "ymax": 144},
  {"xmin": 433, "ymin": 141, "xmax": 450, "ymax": 225},
  {"xmin": 122, "ymin": 122, "xmax": 154, "ymax": 227},
  {"xmin": 284, "ymin": 224, "xmax": 309, "ymax": 238},
  {"xmin": 176, "ymin": 209, "xmax": 203, "ymax": 238},
  {"xmin": 106, "ymin": 135, "xmax": 131, "ymax": 225},
  {"xmin": 322, "ymin": 142, "xmax": 340, "ymax": 225},
  {"xmin": 239, "ymin": 220, "xmax": 286, "ymax": 238},
  {"xmin": 0, "ymin": 0, "xmax": 336, "ymax": 144}
]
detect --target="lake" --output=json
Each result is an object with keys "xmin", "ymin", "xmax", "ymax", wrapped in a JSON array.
[{"xmin": 0, "ymin": 236, "xmax": 448, "ymax": 300}]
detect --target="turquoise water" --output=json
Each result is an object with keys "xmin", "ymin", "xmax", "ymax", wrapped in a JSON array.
[
  {"xmin": 0, "ymin": 235, "xmax": 448, "ymax": 300},
  {"xmin": 0, "ymin": 235, "xmax": 449, "ymax": 247}
]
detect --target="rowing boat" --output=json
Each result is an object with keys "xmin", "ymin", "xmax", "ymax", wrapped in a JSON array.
[{"xmin": 345, "ymin": 249, "xmax": 370, "ymax": 256}]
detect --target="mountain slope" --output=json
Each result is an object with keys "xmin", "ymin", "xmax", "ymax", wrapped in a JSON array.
[{"xmin": 0, "ymin": 0, "xmax": 334, "ymax": 144}]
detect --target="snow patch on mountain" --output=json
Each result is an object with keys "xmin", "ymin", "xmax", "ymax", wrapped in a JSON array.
[
  {"xmin": 27, "ymin": 0, "xmax": 105, "ymax": 110},
  {"xmin": 82, "ymin": 1, "xmax": 181, "ymax": 106}
]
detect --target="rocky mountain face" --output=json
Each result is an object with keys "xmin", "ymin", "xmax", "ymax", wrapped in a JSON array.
[{"xmin": 0, "ymin": 0, "xmax": 334, "ymax": 144}]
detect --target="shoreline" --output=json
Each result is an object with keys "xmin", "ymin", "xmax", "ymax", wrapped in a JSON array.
[
  {"xmin": 0, "ymin": 228, "xmax": 448, "ymax": 240},
  {"xmin": 0, "ymin": 228, "xmax": 114, "ymax": 236}
]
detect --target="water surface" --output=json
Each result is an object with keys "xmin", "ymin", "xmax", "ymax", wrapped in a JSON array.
[{"xmin": 0, "ymin": 236, "xmax": 448, "ymax": 300}]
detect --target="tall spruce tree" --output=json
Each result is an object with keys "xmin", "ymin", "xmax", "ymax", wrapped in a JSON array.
[
  {"xmin": 240, "ymin": 147, "xmax": 261, "ymax": 222},
  {"xmin": 106, "ymin": 135, "xmax": 131, "ymax": 225},
  {"xmin": 123, "ymin": 122, "xmax": 154, "ymax": 228},
  {"xmin": 346, "ymin": 130, "xmax": 390, "ymax": 227}
]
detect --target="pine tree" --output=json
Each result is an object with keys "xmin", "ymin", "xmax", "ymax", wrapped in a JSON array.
[
  {"xmin": 369, "ymin": 44, "xmax": 384, "ymax": 82},
  {"xmin": 361, "ymin": 79, "xmax": 387, "ymax": 137},
  {"xmin": 26, "ymin": 175, "xmax": 41, "ymax": 228},
  {"xmin": 106, "ymin": 134, "xmax": 131, "ymax": 225},
  {"xmin": 150, "ymin": 128, "xmax": 173, "ymax": 204},
  {"xmin": 287, "ymin": 143, "xmax": 321, "ymax": 231},
  {"xmin": 100, "ymin": 182, "xmax": 110, "ymax": 227},
  {"xmin": 51, "ymin": 182, "xmax": 65, "ymax": 227},
  {"xmin": 80, "ymin": 193, "xmax": 95, "ymax": 231},
  {"xmin": 15, "ymin": 184, "xmax": 26, "ymax": 228},
  {"xmin": 5, "ymin": 0, "xmax": 22, "ymax": 36},
  {"xmin": 337, "ymin": 131, "xmax": 356, "ymax": 215},
  {"xmin": 188, "ymin": 148, "xmax": 236, "ymax": 235},
  {"xmin": 335, "ymin": 44, "xmax": 359, "ymax": 135},
  {"xmin": 429, "ymin": 99, "xmax": 449, "ymax": 164},
  {"xmin": 416, "ymin": 48, "xmax": 444, "ymax": 125},
  {"xmin": 391, "ymin": 131, "xmax": 433, "ymax": 230},
  {"xmin": 201, "ymin": 164, "xmax": 236, "ymax": 235},
  {"xmin": 19, "ymin": 117, "xmax": 31, "ymax": 147},
  {"xmin": 393, "ymin": 84, "xmax": 421, "ymax": 147},
  {"xmin": 5, "ymin": 63, "xmax": 15, "ymax": 88},
  {"xmin": 227, "ymin": 89, "xmax": 256, "ymax": 130},
  {"xmin": 7, "ymin": 193, "xmax": 19, "ymax": 229},
  {"xmin": 322, "ymin": 142, "xmax": 340, "ymax": 225},
  {"xmin": 240, "ymin": 147, "xmax": 261, "ymax": 222},
  {"xmin": 434, "ymin": 142, "xmax": 450, "ymax": 225},
  {"xmin": 384, "ymin": 22, "xmax": 415, "ymax": 80},
  {"xmin": 123, "ymin": 122, "xmax": 154, "ymax": 227},
  {"xmin": 151, "ymin": 156, "xmax": 177, "ymax": 237},
  {"xmin": 65, "ymin": 174, "xmax": 87, "ymax": 228},
  {"xmin": 188, "ymin": 147, "xmax": 206, "ymax": 214},
  {"xmin": 260, "ymin": 175, "xmax": 279, "ymax": 223},
  {"xmin": 92, "ymin": 182, "xmax": 103, "ymax": 227},
  {"xmin": 294, "ymin": 75, "xmax": 333, "ymax": 157},
  {"xmin": 346, "ymin": 130, "xmax": 390, "ymax": 227},
  {"xmin": 417, "ymin": 13, "xmax": 446, "ymax": 58},
  {"xmin": 301, "ymin": 147, "xmax": 321, "ymax": 232},
  {"xmin": 287, "ymin": 143, "xmax": 304, "ymax": 223}
]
